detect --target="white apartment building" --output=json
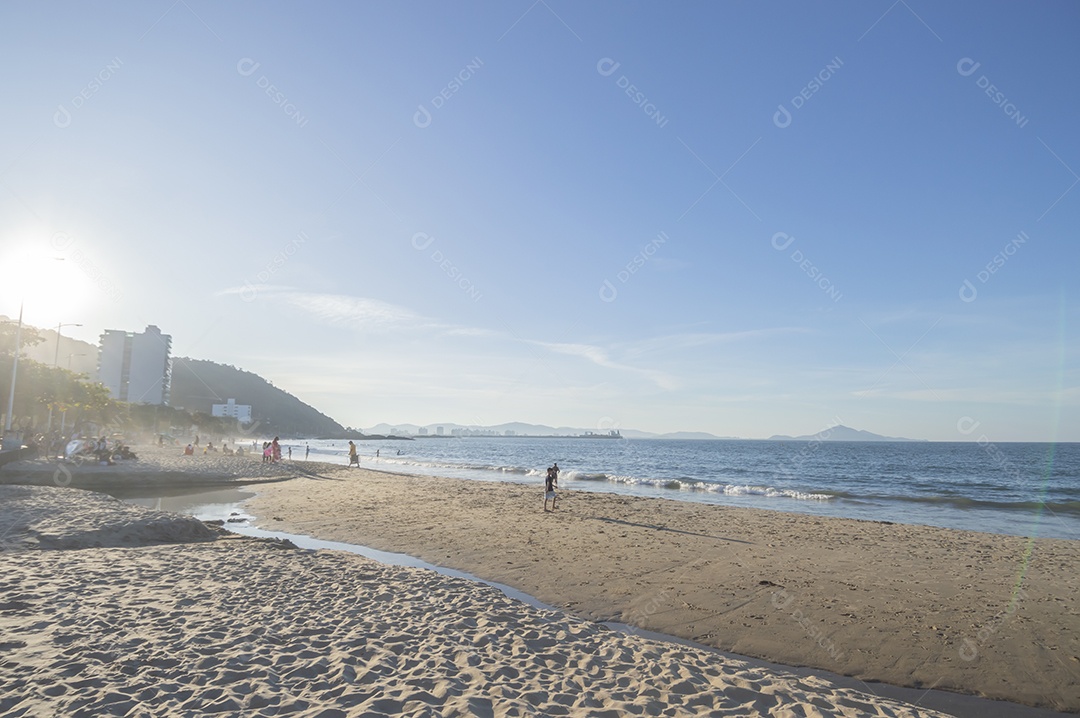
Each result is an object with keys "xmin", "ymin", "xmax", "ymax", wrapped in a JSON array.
[
  {"xmin": 97, "ymin": 325, "xmax": 172, "ymax": 405},
  {"xmin": 211, "ymin": 398, "xmax": 253, "ymax": 424}
]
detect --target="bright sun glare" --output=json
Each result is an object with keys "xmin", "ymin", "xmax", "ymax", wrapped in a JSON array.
[{"xmin": 1, "ymin": 239, "xmax": 94, "ymax": 330}]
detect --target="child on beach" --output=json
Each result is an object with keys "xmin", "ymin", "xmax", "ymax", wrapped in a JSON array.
[{"xmin": 544, "ymin": 465, "xmax": 558, "ymax": 512}]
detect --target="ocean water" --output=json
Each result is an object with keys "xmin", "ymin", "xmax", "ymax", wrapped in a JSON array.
[{"xmin": 279, "ymin": 437, "xmax": 1080, "ymax": 541}]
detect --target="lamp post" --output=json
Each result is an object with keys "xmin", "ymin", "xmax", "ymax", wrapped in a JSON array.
[
  {"xmin": 3, "ymin": 303, "xmax": 23, "ymax": 450},
  {"xmin": 45, "ymin": 322, "xmax": 82, "ymax": 433},
  {"xmin": 44, "ymin": 319, "xmax": 81, "ymax": 431},
  {"xmin": 59, "ymin": 353, "xmax": 87, "ymax": 435}
]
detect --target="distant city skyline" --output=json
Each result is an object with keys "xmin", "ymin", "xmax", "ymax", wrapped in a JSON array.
[{"xmin": 1, "ymin": 1, "xmax": 1077, "ymax": 442}]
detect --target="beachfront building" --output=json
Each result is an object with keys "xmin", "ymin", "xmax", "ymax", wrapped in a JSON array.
[
  {"xmin": 97, "ymin": 325, "xmax": 172, "ymax": 405},
  {"xmin": 211, "ymin": 398, "xmax": 253, "ymax": 424}
]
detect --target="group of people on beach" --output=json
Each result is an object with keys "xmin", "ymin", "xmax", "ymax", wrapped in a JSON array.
[
  {"xmin": 182, "ymin": 436, "xmax": 246, "ymax": 457},
  {"xmin": 262, "ymin": 437, "xmax": 282, "ymax": 463}
]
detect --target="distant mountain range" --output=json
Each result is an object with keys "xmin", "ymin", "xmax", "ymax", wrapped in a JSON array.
[
  {"xmin": 364, "ymin": 422, "xmax": 739, "ymax": 440},
  {"xmin": 366, "ymin": 422, "xmax": 923, "ymax": 442},
  {"xmin": 768, "ymin": 425, "xmax": 924, "ymax": 442}
]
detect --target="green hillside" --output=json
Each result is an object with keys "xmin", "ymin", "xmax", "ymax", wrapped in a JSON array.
[{"xmin": 169, "ymin": 357, "xmax": 345, "ymax": 438}]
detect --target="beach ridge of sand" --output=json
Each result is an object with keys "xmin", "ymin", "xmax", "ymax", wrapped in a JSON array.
[
  {"xmin": 0, "ymin": 444, "xmax": 344, "ymax": 490},
  {"xmin": 0, "ymin": 484, "xmax": 222, "ymax": 550}
]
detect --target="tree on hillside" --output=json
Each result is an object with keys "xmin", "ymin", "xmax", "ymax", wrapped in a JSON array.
[
  {"xmin": 0, "ymin": 319, "xmax": 44, "ymax": 357},
  {"xmin": 0, "ymin": 357, "xmax": 119, "ymax": 434}
]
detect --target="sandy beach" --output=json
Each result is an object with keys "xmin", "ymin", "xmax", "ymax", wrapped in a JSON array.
[
  {"xmin": 0, "ymin": 484, "xmax": 958, "ymax": 717},
  {"xmin": 1, "ymin": 446, "xmax": 1076, "ymax": 715},
  {"xmin": 246, "ymin": 467, "xmax": 1080, "ymax": 713}
]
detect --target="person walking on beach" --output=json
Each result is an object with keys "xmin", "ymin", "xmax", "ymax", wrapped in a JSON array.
[
  {"xmin": 288, "ymin": 446, "xmax": 292, "ymax": 460},
  {"xmin": 305, "ymin": 444, "xmax": 310, "ymax": 460},
  {"xmin": 544, "ymin": 465, "xmax": 558, "ymax": 512},
  {"xmin": 348, "ymin": 440, "xmax": 359, "ymax": 467}
]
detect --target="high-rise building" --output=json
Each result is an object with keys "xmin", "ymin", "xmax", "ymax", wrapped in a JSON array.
[{"xmin": 97, "ymin": 325, "xmax": 172, "ymax": 405}]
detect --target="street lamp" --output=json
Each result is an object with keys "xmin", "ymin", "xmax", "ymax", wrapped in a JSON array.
[
  {"xmin": 53, "ymin": 323, "xmax": 83, "ymax": 366},
  {"xmin": 3, "ymin": 303, "xmax": 23, "ymax": 450},
  {"xmin": 46, "ymin": 322, "xmax": 82, "ymax": 432},
  {"xmin": 59, "ymin": 354, "xmax": 86, "ymax": 436}
]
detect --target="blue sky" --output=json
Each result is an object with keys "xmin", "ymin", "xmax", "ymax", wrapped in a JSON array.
[{"xmin": 1, "ymin": 1, "xmax": 1077, "ymax": 441}]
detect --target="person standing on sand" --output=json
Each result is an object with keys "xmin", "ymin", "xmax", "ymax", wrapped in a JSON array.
[
  {"xmin": 288, "ymin": 446, "xmax": 292, "ymax": 460},
  {"xmin": 348, "ymin": 440, "xmax": 359, "ymax": 467},
  {"xmin": 544, "ymin": 465, "xmax": 558, "ymax": 512},
  {"xmin": 305, "ymin": 444, "xmax": 310, "ymax": 460}
]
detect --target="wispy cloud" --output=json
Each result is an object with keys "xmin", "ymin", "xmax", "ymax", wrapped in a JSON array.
[
  {"xmin": 852, "ymin": 386, "xmax": 1080, "ymax": 406},
  {"xmin": 529, "ymin": 340, "xmax": 678, "ymax": 390},
  {"xmin": 625, "ymin": 327, "xmax": 812, "ymax": 357},
  {"xmin": 217, "ymin": 284, "xmax": 293, "ymax": 296},
  {"xmin": 233, "ymin": 287, "xmax": 682, "ymax": 390},
  {"xmin": 282, "ymin": 292, "xmax": 425, "ymax": 330}
]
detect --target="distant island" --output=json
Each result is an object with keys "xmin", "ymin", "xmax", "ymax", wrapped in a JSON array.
[{"xmin": 768, "ymin": 425, "xmax": 925, "ymax": 442}]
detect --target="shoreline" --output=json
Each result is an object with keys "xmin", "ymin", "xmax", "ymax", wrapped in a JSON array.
[
  {"xmin": 293, "ymin": 439, "xmax": 1080, "ymax": 541},
  {"xmin": 246, "ymin": 466, "xmax": 1080, "ymax": 712}
]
